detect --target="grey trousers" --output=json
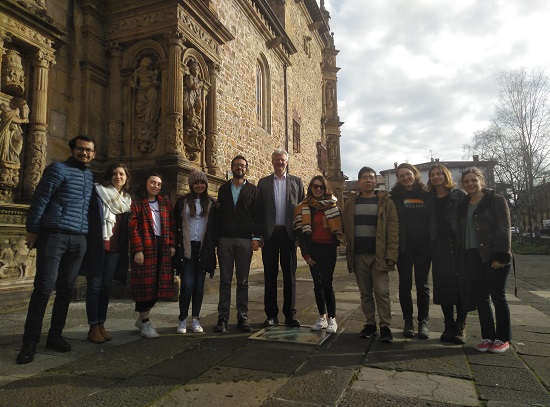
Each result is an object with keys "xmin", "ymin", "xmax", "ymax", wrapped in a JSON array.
[{"xmin": 217, "ymin": 237, "xmax": 253, "ymax": 320}]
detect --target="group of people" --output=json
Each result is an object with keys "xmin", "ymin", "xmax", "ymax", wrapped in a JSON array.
[{"xmin": 15, "ymin": 138, "xmax": 512, "ymax": 365}]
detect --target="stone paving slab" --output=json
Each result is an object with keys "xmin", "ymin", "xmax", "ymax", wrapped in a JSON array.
[
  {"xmin": 308, "ymin": 344, "xmax": 365, "ymax": 368},
  {"xmin": 521, "ymin": 354, "xmax": 550, "ymax": 389},
  {"xmin": 464, "ymin": 348, "xmax": 527, "ymax": 368},
  {"xmin": 149, "ymin": 366, "xmax": 288, "ymax": 407},
  {"xmin": 478, "ymin": 385, "xmax": 550, "ymax": 406},
  {"xmin": 273, "ymin": 364, "xmax": 356, "ymax": 405},
  {"xmin": 71, "ymin": 374, "xmax": 182, "ymax": 407},
  {"xmin": 350, "ymin": 367, "xmax": 479, "ymax": 406},
  {"xmin": 509, "ymin": 304, "xmax": 550, "ymax": 327},
  {"xmin": 339, "ymin": 388, "xmax": 471, "ymax": 407},
  {"xmin": 49, "ymin": 335, "xmax": 196, "ymax": 380},
  {"xmin": 513, "ymin": 340, "xmax": 550, "ymax": 356},
  {"xmin": 0, "ymin": 372, "xmax": 114, "ymax": 407},
  {"xmin": 220, "ymin": 343, "xmax": 311, "ymax": 374},
  {"xmin": 469, "ymin": 364, "xmax": 547, "ymax": 393},
  {"xmin": 365, "ymin": 337, "xmax": 471, "ymax": 379}
]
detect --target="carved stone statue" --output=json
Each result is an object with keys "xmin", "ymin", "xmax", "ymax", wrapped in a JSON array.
[
  {"xmin": 183, "ymin": 59, "xmax": 204, "ymax": 161},
  {"xmin": 131, "ymin": 56, "xmax": 160, "ymax": 153},
  {"xmin": 0, "ymin": 99, "xmax": 29, "ymax": 164},
  {"xmin": 2, "ymin": 50, "xmax": 26, "ymax": 97}
]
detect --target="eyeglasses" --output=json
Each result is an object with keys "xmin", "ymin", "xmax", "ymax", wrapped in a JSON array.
[
  {"xmin": 312, "ymin": 184, "xmax": 326, "ymax": 190},
  {"xmin": 232, "ymin": 163, "xmax": 248, "ymax": 168},
  {"xmin": 74, "ymin": 146, "xmax": 95, "ymax": 153}
]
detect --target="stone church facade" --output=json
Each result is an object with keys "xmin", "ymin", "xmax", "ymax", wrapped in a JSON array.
[{"xmin": 0, "ymin": 0, "xmax": 344, "ymax": 299}]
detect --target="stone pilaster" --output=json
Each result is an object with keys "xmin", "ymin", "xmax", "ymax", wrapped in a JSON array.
[
  {"xmin": 107, "ymin": 43, "xmax": 123, "ymax": 159},
  {"xmin": 205, "ymin": 62, "xmax": 220, "ymax": 176},
  {"xmin": 165, "ymin": 31, "xmax": 184, "ymax": 154},
  {"xmin": 23, "ymin": 50, "xmax": 54, "ymax": 199}
]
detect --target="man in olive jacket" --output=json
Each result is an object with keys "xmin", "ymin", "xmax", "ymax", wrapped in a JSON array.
[{"xmin": 343, "ymin": 166, "xmax": 399, "ymax": 343}]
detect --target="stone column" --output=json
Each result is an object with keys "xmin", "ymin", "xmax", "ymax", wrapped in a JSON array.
[
  {"xmin": 165, "ymin": 32, "xmax": 185, "ymax": 154},
  {"xmin": 23, "ymin": 50, "xmax": 54, "ymax": 200},
  {"xmin": 205, "ymin": 62, "xmax": 220, "ymax": 176},
  {"xmin": 107, "ymin": 43, "xmax": 123, "ymax": 159}
]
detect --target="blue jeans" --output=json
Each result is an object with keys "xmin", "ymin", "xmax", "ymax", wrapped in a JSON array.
[
  {"xmin": 466, "ymin": 249, "xmax": 512, "ymax": 342},
  {"xmin": 86, "ymin": 251, "xmax": 119, "ymax": 325},
  {"xmin": 23, "ymin": 232, "xmax": 87, "ymax": 343},
  {"xmin": 178, "ymin": 241, "xmax": 206, "ymax": 320}
]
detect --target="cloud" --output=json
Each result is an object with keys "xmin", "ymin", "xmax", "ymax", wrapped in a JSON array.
[{"xmin": 323, "ymin": 0, "xmax": 550, "ymax": 178}]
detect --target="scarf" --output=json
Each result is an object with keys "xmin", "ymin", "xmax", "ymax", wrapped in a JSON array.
[
  {"xmin": 293, "ymin": 196, "xmax": 343, "ymax": 236},
  {"xmin": 95, "ymin": 183, "xmax": 132, "ymax": 241}
]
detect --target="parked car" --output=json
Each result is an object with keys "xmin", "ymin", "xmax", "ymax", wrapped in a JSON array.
[
  {"xmin": 540, "ymin": 227, "xmax": 550, "ymax": 236},
  {"xmin": 511, "ymin": 226, "xmax": 519, "ymax": 238}
]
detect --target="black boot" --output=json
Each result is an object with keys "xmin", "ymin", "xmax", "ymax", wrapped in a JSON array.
[
  {"xmin": 402, "ymin": 319, "xmax": 415, "ymax": 338},
  {"xmin": 454, "ymin": 320, "xmax": 467, "ymax": 344},
  {"xmin": 440, "ymin": 320, "xmax": 456, "ymax": 342},
  {"xmin": 16, "ymin": 341, "xmax": 37, "ymax": 364}
]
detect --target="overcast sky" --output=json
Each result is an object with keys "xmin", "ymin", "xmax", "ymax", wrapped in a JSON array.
[{"xmin": 323, "ymin": 0, "xmax": 550, "ymax": 179}]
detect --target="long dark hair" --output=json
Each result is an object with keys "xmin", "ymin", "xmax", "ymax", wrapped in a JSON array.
[
  {"xmin": 184, "ymin": 183, "xmax": 210, "ymax": 217},
  {"xmin": 426, "ymin": 164, "xmax": 454, "ymax": 192},
  {"xmin": 306, "ymin": 175, "xmax": 333, "ymax": 199},
  {"xmin": 101, "ymin": 163, "xmax": 132, "ymax": 193},
  {"xmin": 135, "ymin": 171, "xmax": 163, "ymax": 198}
]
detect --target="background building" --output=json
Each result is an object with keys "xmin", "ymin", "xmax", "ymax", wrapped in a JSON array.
[{"xmin": 0, "ymin": 0, "xmax": 345, "ymax": 302}]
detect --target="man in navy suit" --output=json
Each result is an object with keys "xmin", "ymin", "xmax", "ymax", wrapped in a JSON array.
[{"xmin": 257, "ymin": 148, "xmax": 305, "ymax": 327}]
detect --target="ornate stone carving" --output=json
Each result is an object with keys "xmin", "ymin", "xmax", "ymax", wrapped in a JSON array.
[
  {"xmin": 2, "ymin": 49, "xmax": 26, "ymax": 96},
  {"xmin": 324, "ymin": 80, "xmax": 334, "ymax": 115},
  {"xmin": 180, "ymin": 9, "xmax": 218, "ymax": 53},
  {"xmin": 0, "ymin": 15, "xmax": 54, "ymax": 48},
  {"xmin": 109, "ymin": 9, "xmax": 177, "ymax": 35},
  {"xmin": 23, "ymin": 128, "xmax": 47, "ymax": 199},
  {"xmin": 184, "ymin": 58, "xmax": 204, "ymax": 162},
  {"xmin": 166, "ymin": 114, "xmax": 183, "ymax": 155},
  {"xmin": 107, "ymin": 121, "xmax": 123, "ymax": 158},
  {"xmin": 131, "ymin": 56, "xmax": 161, "ymax": 153},
  {"xmin": 0, "ymin": 236, "xmax": 35, "ymax": 280}
]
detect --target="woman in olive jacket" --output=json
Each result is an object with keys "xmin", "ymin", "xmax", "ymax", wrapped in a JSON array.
[{"xmin": 459, "ymin": 167, "xmax": 512, "ymax": 354}]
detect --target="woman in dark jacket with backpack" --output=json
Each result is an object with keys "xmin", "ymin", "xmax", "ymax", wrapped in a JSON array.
[{"xmin": 459, "ymin": 167, "xmax": 512, "ymax": 354}]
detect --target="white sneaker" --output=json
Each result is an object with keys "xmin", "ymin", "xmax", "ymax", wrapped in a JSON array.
[
  {"xmin": 327, "ymin": 317, "xmax": 338, "ymax": 334},
  {"xmin": 191, "ymin": 319, "xmax": 204, "ymax": 333},
  {"xmin": 176, "ymin": 319, "xmax": 187, "ymax": 334},
  {"xmin": 311, "ymin": 317, "xmax": 328, "ymax": 331},
  {"xmin": 135, "ymin": 318, "xmax": 156, "ymax": 330},
  {"xmin": 141, "ymin": 321, "xmax": 159, "ymax": 339}
]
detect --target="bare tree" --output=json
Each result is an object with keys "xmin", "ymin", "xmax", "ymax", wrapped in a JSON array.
[{"xmin": 465, "ymin": 68, "xmax": 550, "ymax": 241}]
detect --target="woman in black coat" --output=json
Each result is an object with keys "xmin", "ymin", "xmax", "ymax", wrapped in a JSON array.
[
  {"xmin": 82, "ymin": 163, "xmax": 132, "ymax": 344},
  {"xmin": 459, "ymin": 167, "xmax": 512, "ymax": 354},
  {"xmin": 426, "ymin": 164, "xmax": 472, "ymax": 344}
]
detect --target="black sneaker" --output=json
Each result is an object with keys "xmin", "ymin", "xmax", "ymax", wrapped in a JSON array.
[
  {"xmin": 263, "ymin": 318, "xmax": 279, "ymax": 328},
  {"xmin": 214, "ymin": 318, "xmax": 226, "ymax": 333},
  {"xmin": 46, "ymin": 336, "xmax": 71, "ymax": 352},
  {"xmin": 379, "ymin": 326, "xmax": 393, "ymax": 343},
  {"xmin": 360, "ymin": 324, "xmax": 378, "ymax": 338},
  {"xmin": 238, "ymin": 317, "xmax": 251, "ymax": 332}
]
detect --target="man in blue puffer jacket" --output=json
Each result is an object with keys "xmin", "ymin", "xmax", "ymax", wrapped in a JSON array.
[{"xmin": 16, "ymin": 135, "xmax": 96, "ymax": 364}]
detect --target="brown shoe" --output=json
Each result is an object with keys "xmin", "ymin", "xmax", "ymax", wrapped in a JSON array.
[
  {"xmin": 88, "ymin": 324, "xmax": 105, "ymax": 344},
  {"xmin": 98, "ymin": 324, "xmax": 112, "ymax": 341}
]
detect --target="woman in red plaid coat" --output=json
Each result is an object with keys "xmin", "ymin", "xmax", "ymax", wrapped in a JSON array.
[{"xmin": 129, "ymin": 171, "xmax": 176, "ymax": 338}]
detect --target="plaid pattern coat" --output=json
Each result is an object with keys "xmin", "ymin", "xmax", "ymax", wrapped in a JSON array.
[{"xmin": 129, "ymin": 195, "xmax": 176, "ymax": 302}]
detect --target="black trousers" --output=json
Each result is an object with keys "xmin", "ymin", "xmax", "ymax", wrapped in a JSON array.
[{"xmin": 262, "ymin": 228, "xmax": 297, "ymax": 319}]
